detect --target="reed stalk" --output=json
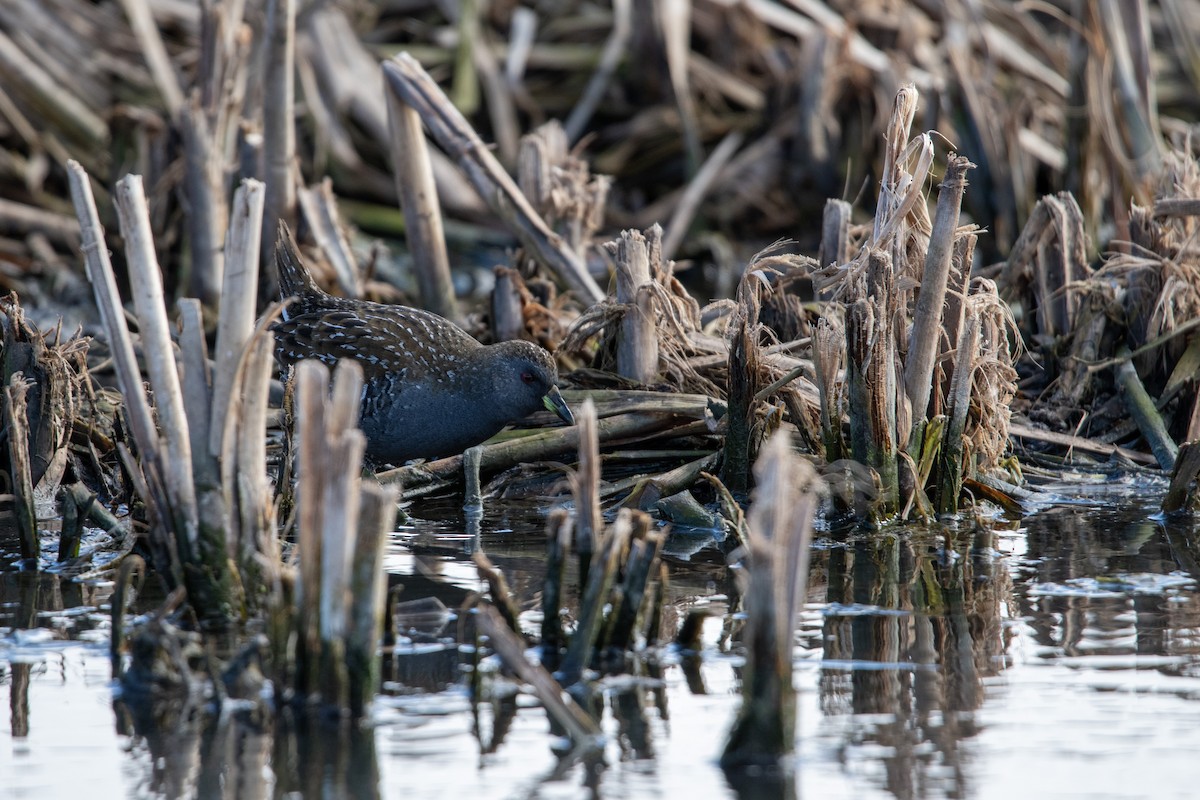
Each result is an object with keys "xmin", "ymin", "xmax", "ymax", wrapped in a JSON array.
[
  {"xmin": 721, "ymin": 291, "xmax": 760, "ymax": 494},
  {"xmin": 262, "ymin": 0, "xmax": 296, "ymax": 278},
  {"xmin": 476, "ymin": 606, "xmax": 602, "ymax": 748},
  {"xmin": 558, "ymin": 510, "xmax": 632, "ymax": 687},
  {"xmin": 4, "ymin": 374, "xmax": 38, "ymax": 563},
  {"xmin": 846, "ymin": 251, "xmax": 899, "ymax": 516},
  {"xmin": 381, "ymin": 54, "xmax": 604, "ymax": 304},
  {"xmin": 290, "ymin": 358, "xmax": 397, "ymax": 716},
  {"xmin": 937, "ymin": 315, "xmax": 980, "ymax": 514},
  {"xmin": 603, "ymin": 511, "xmax": 663, "ymax": 656},
  {"xmin": 613, "ymin": 229, "xmax": 658, "ymax": 384},
  {"xmin": 904, "ymin": 154, "xmax": 974, "ymax": 445},
  {"xmin": 573, "ymin": 399, "xmax": 602, "ymax": 583},
  {"xmin": 721, "ymin": 431, "xmax": 820, "ymax": 770},
  {"xmin": 385, "ymin": 80, "xmax": 457, "ymax": 320},
  {"xmin": 1115, "ymin": 345, "xmax": 1179, "ymax": 470},
  {"xmin": 210, "ymin": 179, "xmax": 265, "ymax": 457},
  {"xmin": 540, "ymin": 508, "xmax": 572, "ymax": 671}
]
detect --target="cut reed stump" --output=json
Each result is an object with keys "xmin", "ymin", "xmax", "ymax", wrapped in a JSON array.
[
  {"xmin": 846, "ymin": 251, "xmax": 899, "ymax": 517},
  {"xmin": 722, "ymin": 431, "xmax": 821, "ymax": 770},
  {"xmin": 281, "ymin": 359, "xmax": 397, "ymax": 718},
  {"xmin": 904, "ymin": 153, "xmax": 975, "ymax": 448}
]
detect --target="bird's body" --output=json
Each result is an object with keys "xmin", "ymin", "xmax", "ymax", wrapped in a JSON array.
[{"xmin": 271, "ymin": 226, "xmax": 573, "ymax": 464}]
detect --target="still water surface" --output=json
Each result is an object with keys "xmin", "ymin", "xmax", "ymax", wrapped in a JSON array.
[{"xmin": 3, "ymin": 474, "xmax": 1200, "ymax": 799}]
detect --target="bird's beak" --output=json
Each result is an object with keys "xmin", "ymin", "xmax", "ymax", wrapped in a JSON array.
[{"xmin": 543, "ymin": 386, "xmax": 575, "ymax": 426}]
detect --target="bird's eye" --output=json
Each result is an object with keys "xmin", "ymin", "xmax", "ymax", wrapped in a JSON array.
[{"xmin": 521, "ymin": 371, "xmax": 536, "ymax": 384}]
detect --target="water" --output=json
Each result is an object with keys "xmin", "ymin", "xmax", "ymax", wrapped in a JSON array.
[{"xmin": 4, "ymin": 477, "xmax": 1200, "ymax": 799}]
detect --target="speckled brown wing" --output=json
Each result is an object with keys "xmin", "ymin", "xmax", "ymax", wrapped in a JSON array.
[{"xmin": 273, "ymin": 297, "xmax": 482, "ymax": 382}]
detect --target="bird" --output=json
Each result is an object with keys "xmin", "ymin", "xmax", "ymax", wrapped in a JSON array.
[{"xmin": 270, "ymin": 223, "xmax": 574, "ymax": 465}]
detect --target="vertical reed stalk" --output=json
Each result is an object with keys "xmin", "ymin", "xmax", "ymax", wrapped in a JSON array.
[
  {"xmin": 290, "ymin": 358, "xmax": 393, "ymax": 716},
  {"xmin": 348, "ymin": 483, "xmax": 397, "ymax": 718},
  {"xmin": 904, "ymin": 154, "xmax": 974, "ymax": 445},
  {"xmin": 114, "ymin": 175, "xmax": 201, "ymax": 548},
  {"xmin": 604, "ymin": 511, "xmax": 663, "ymax": 655},
  {"xmin": 811, "ymin": 317, "xmax": 844, "ymax": 460},
  {"xmin": 573, "ymin": 399, "xmax": 601, "ymax": 584},
  {"xmin": 262, "ymin": 0, "xmax": 296, "ymax": 278},
  {"xmin": 211, "ymin": 179, "xmax": 265, "ymax": 457},
  {"xmin": 541, "ymin": 508, "xmax": 572, "ymax": 671},
  {"xmin": 385, "ymin": 82, "xmax": 457, "ymax": 320},
  {"xmin": 937, "ymin": 315, "xmax": 980, "ymax": 514},
  {"xmin": 722, "ymin": 431, "xmax": 820, "ymax": 770},
  {"xmin": 5, "ymin": 375, "xmax": 37, "ymax": 563},
  {"xmin": 490, "ymin": 267, "xmax": 525, "ymax": 342},
  {"xmin": 613, "ymin": 229, "xmax": 658, "ymax": 384},
  {"xmin": 381, "ymin": 54, "xmax": 604, "ymax": 304},
  {"xmin": 722, "ymin": 297, "xmax": 760, "ymax": 494},
  {"xmin": 846, "ymin": 251, "xmax": 898, "ymax": 516},
  {"xmin": 181, "ymin": 97, "xmax": 226, "ymax": 306},
  {"xmin": 558, "ymin": 510, "xmax": 632, "ymax": 686},
  {"xmin": 819, "ymin": 199, "xmax": 852, "ymax": 285}
]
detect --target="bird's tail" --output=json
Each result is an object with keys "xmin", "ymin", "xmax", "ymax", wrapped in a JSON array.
[{"xmin": 275, "ymin": 220, "xmax": 323, "ymax": 299}]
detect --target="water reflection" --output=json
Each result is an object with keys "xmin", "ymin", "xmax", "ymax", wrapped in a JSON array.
[
  {"xmin": 810, "ymin": 526, "xmax": 1008, "ymax": 800},
  {"xmin": 5, "ymin": 491, "xmax": 1200, "ymax": 799}
]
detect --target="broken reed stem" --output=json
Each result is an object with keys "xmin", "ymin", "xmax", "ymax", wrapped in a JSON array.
[
  {"xmin": 474, "ymin": 551, "xmax": 523, "ymax": 635},
  {"xmin": 722, "ymin": 431, "xmax": 819, "ymax": 770},
  {"xmin": 940, "ymin": 234, "xmax": 976, "ymax": 405},
  {"xmin": 558, "ymin": 509, "xmax": 633, "ymax": 687},
  {"xmin": 463, "ymin": 445, "xmax": 483, "ymax": 511},
  {"xmin": 904, "ymin": 154, "xmax": 974, "ymax": 446},
  {"xmin": 181, "ymin": 97, "xmax": 226, "ymax": 306},
  {"xmin": 117, "ymin": 176, "xmax": 245, "ymax": 625},
  {"xmin": 262, "ymin": 0, "xmax": 296, "ymax": 274},
  {"xmin": 296, "ymin": 181, "xmax": 362, "ymax": 297},
  {"xmin": 113, "ymin": 175, "xmax": 201, "ymax": 547},
  {"xmin": 811, "ymin": 317, "xmax": 844, "ymax": 461},
  {"xmin": 5, "ymin": 375, "xmax": 38, "ymax": 563},
  {"xmin": 67, "ymin": 162, "xmax": 159, "ymax": 487},
  {"xmin": 872, "ymin": 85, "xmax": 933, "ymax": 249},
  {"xmin": 818, "ymin": 199, "xmax": 851, "ymax": 276},
  {"xmin": 177, "ymin": 299, "xmax": 215, "ymax": 490},
  {"xmin": 490, "ymin": 267, "xmax": 525, "ymax": 342},
  {"xmin": 347, "ymin": 482, "xmax": 398, "ymax": 719},
  {"xmin": 381, "ymin": 54, "xmax": 604, "ymax": 304},
  {"xmin": 937, "ymin": 315, "xmax": 980, "ymax": 514},
  {"xmin": 1115, "ymin": 345, "xmax": 1179, "ymax": 471},
  {"xmin": 603, "ymin": 511, "xmax": 662, "ymax": 655},
  {"xmin": 210, "ymin": 179, "xmax": 265, "ymax": 458},
  {"xmin": 230, "ymin": 333, "xmax": 275, "ymax": 602},
  {"xmin": 722, "ymin": 303, "xmax": 759, "ymax": 494},
  {"xmin": 294, "ymin": 358, "xmax": 389, "ymax": 715},
  {"xmin": 320, "ymin": 364, "xmax": 365, "ymax": 648},
  {"xmin": 846, "ymin": 251, "xmax": 899, "ymax": 517},
  {"xmin": 385, "ymin": 83, "xmax": 457, "ymax": 321},
  {"xmin": 1162, "ymin": 441, "xmax": 1200, "ymax": 514},
  {"xmin": 613, "ymin": 229, "xmax": 658, "ymax": 384},
  {"xmin": 291, "ymin": 376, "xmax": 320, "ymax": 697},
  {"xmin": 476, "ymin": 605, "xmax": 602, "ymax": 747},
  {"xmin": 541, "ymin": 508, "xmax": 572, "ymax": 671},
  {"xmin": 574, "ymin": 399, "xmax": 601, "ymax": 584}
]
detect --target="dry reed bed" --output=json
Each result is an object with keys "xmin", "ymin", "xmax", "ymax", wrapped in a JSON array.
[{"xmin": 0, "ymin": 0, "xmax": 1198, "ymax": 770}]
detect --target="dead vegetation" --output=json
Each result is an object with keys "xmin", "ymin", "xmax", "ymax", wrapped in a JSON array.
[{"xmin": 1, "ymin": 0, "xmax": 1200, "ymax": 753}]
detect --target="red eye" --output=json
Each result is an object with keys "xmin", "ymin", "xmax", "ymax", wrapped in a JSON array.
[{"xmin": 521, "ymin": 371, "xmax": 536, "ymax": 384}]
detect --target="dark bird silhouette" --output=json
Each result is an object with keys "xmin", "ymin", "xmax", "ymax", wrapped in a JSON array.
[{"xmin": 271, "ymin": 224, "xmax": 573, "ymax": 464}]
